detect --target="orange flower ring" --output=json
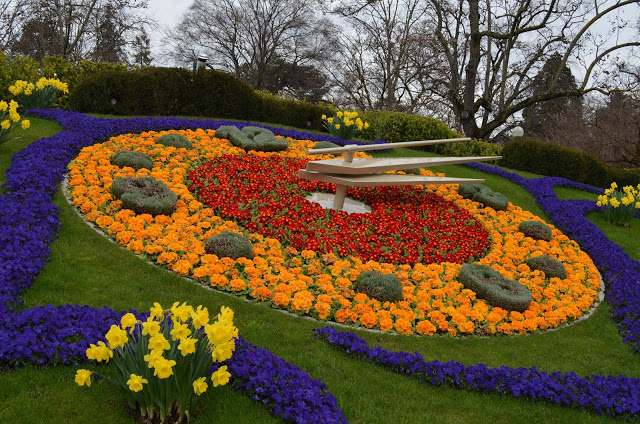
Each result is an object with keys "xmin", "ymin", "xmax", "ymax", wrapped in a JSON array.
[{"xmin": 67, "ymin": 129, "xmax": 601, "ymax": 337}]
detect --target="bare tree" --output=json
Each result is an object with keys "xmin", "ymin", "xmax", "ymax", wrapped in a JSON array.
[
  {"xmin": 167, "ymin": 0, "xmax": 336, "ymax": 93},
  {"xmin": 0, "ymin": 0, "xmax": 29, "ymax": 52},
  {"xmin": 327, "ymin": 0, "xmax": 640, "ymax": 139},
  {"xmin": 11, "ymin": 0, "xmax": 150, "ymax": 61},
  {"xmin": 327, "ymin": 0, "xmax": 438, "ymax": 113}
]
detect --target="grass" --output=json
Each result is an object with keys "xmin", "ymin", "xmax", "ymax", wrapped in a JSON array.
[{"xmin": 2, "ymin": 117, "xmax": 640, "ymax": 423}]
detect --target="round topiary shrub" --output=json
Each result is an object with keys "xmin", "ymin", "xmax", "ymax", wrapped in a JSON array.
[
  {"xmin": 525, "ymin": 256, "xmax": 567, "ymax": 280},
  {"xmin": 215, "ymin": 125, "xmax": 288, "ymax": 152},
  {"xmin": 313, "ymin": 141, "xmax": 340, "ymax": 149},
  {"xmin": 156, "ymin": 133, "xmax": 192, "ymax": 149},
  {"xmin": 205, "ymin": 231, "xmax": 254, "ymax": 260},
  {"xmin": 110, "ymin": 176, "xmax": 178, "ymax": 216},
  {"xmin": 458, "ymin": 264, "xmax": 532, "ymax": 312},
  {"xmin": 353, "ymin": 271, "xmax": 403, "ymax": 303},
  {"xmin": 472, "ymin": 190, "xmax": 509, "ymax": 211},
  {"xmin": 110, "ymin": 150, "xmax": 154, "ymax": 171},
  {"xmin": 518, "ymin": 220, "xmax": 552, "ymax": 241},
  {"xmin": 458, "ymin": 183, "xmax": 491, "ymax": 200}
]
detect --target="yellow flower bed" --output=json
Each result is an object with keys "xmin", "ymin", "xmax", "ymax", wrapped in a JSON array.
[{"xmin": 67, "ymin": 129, "xmax": 601, "ymax": 336}]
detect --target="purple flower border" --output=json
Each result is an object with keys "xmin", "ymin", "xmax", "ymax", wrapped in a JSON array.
[
  {"xmin": 0, "ymin": 109, "xmax": 347, "ymax": 423},
  {"xmin": 315, "ymin": 326, "xmax": 640, "ymax": 418},
  {"xmin": 463, "ymin": 162, "xmax": 640, "ymax": 351}
]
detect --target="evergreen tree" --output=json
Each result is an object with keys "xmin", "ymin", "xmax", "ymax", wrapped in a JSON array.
[
  {"xmin": 132, "ymin": 29, "xmax": 152, "ymax": 66},
  {"xmin": 522, "ymin": 53, "xmax": 583, "ymax": 141},
  {"xmin": 91, "ymin": 3, "xmax": 126, "ymax": 63}
]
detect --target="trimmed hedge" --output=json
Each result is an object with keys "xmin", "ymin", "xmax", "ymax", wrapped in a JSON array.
[
  {"xmin": 354, "ymin": 271, "xmax": 403, "ymax": 303},
  {"xmin": 500, "ymin": 139, "xmax": 640, "ymax": 188},
  {"xmin": 359, "ymin": 110, "xmax": 460, "ymax": 145},
  {"xmin": 110, "ymin": 151, "xmax": 154, "ymax": 171},
  {"xmin": 110, "ymin": 176, "xmax": 178, "ymax": 217},
  {"xmin": 205, "ymin": 231, "xmax": 254, "ymax": 260},
  {"xmin": 518, "ymin": 220, "xmax": 552, "ymax": 242},
  {"xmin": 458, "ymin": 264, "xmax": 532, "ymax": 312}
]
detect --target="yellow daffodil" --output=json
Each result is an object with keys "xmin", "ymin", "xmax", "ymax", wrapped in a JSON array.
[
  {"xmin": 170, "ymin": 321, "xmax": 192, "ymax": 341},
  {"xmin": 150, "ymin": 302, "xmax": 164, "ymax": 320},
  {"xmin": 105, "ymin": 324, "xmax": 128, "ymax": 349},
  {"xmin": 190, "ymin": 305, "xmax": 209, "ymax": 329},
  {"xmin": 211, "ymin": 341, "xmax": 235, "ymax": 362},
  {"xmin": 170, "ymin": 301, "xmax": 193, "ymax": 322},
  {"xmin": 141, "ymin": 316, "xmax": 161, "ymax": 336},
  {"xmin": 120, "ymin": 312, "xmax": 138, "ymax": 333},
  {"xmin": 85, "ymin": 341, "xmax": 113, "ymax": 363},
  {"xmin": 211, "ymin": 365, "xmax": 231, "ymax": 387},
  {"xmin": 126, "ymin": 374, "xmax": 148, "ymax": 392},
  {"xmin": 148, "ymin": 333, "xmax": 171, "ymax": 351},
  {"xmin": 153, "ymin": 358, "xmax": 176, "ymax": 379},
  {"xmin": 21, "ymin": 120, "xmax": 30, "ymax": 129},
  {"xmin": 1, "ymin": 120, "xmax": 10, "ymax": 130},
  {"xmin": 75, "ymin": 369, "xmax": 93, "ymax": 387},
  {"xmin": 144, "ymin": 350, "xmax": 164, "ymax": 368},
  {"xmin": 0, "ymin": 101, "xmax": 7, "ymax": 111},
  {"xmin": 178, "ymin": 337, "xmax": 197, "ymax": 356},
  {"xmin": 193, "ymin": 377, "xmax": 208, "ymax": 395}
]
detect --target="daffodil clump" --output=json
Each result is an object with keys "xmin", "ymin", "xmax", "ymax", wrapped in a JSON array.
[
  {"xmin": 75, "ymin": 302, "xmax": 237, "ymax": 423},
  {"xmin": 597, "ymin": 182, "xmax": 640, "ymax": 227},
  {"xmin": 9, "ymin": 77, "xmax": 69, "ymax": 109},
  {"xmin": 0, "ymin": 100, "xmax": 29, "ymax": 145},
  {"xmin": 321, "ymin": 110, "xmax": 369, "ymax": 140}
]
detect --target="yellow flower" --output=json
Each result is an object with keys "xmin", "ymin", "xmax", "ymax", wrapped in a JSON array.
[
  {"xmin": 150, "ymin": 302, "xmax": 164, "ymax": 320},
  {"xmin": 611, "ymin": 182, "xmax": 618, "ymax": 189},
  {"xmin": 85, "ymin": 341, "xmax": 113, "ymax": 363},
  {"xmin": 364, "ymin": 122, "xmax": 370, "ymax": 129},
  {"xmin": 9, "ymin": 112, "xmax": 20, "ymax": 122},
  {"xmin": 9, "ymin": 100, "xmax": 18, "ymax": 111},
  {"xmin": 153, "ymin": 358, "xmax": 176, "ymax": 379},
  {"xmin": 126, "ymin": 374, "xmax": 148, "ymax": 392},
  {"xmin": 335, "ymin": 124, "xmax": 341, "ymax": 130},
  {"xmin": 211, "ymin": 340, "xmax": 235, "ymax": 362},
  {"xmin": 142, "ymin": 317, "xmax": 161, "ymax": 336},
  {"xmin": 144, "ymin": 350, "xmax": 164, "ymax": 368},
  {"xmin": 327, "ymin": 117, "xmax": 334, "ymax": 124},
  {"xmin": 171, "ymin": 301, "xmax": 193, "ymax": 322},
  {"xmin": 336, "ymin": 111, "xmax": 343, "ymax": 118},
  {"xmin": 148, "ymin": 333, "xmax": 171, "ymax": 351},
  {"xmin": 0, "ymin": 101, "xmax": 7, "ymax": 111},
  {"xmin": 75, "ymin": 369, "xmax": 93, "ymax": 387},
  {"xmin": 610, "ymin": 198, "xmax": 620, "ymax": 208},
  {"xmin": 120, "ymin": 312, "xmax": 138, "ymax": 333},
  {"xmin": 8, "ymin": 85, "xmax": 20, "ymax": 95},
  {"xmin": 218, "ymin": 306, "xmax": 234, "ymax": 326},
  {"xmin": 178, "ymin": 337, "xmax": 197, "ymax": 356},
  {"xmin": 193, "ymin": 377, "xmax": 208, "ymax": 395},
  {"xmin": 321, "ymin": 114, "xmax": 327, "ymax": 120},
  {"xmin": 105, "ymin": 324, "xmax": 128, "ymax": 349},
  {"xmin": 205, "ymin": 321, "xmax": 238, "ymax": 346},
  {"xmin": 636, "ymin": 202, "xmax": 640, "ymax": 209},
  {"xmin": 1, "ymin": 120, "xmax": 10, "ymax": 130},
  {"xmin": 190, "ymin": 305, "xmax": 209, "ymax": 329},
  {"xmin": 211, "ymin": 365, "xmax": 231, "ymax": 387},
  {"xmin": 170, "ymin": 321, "xmax": 192, "ymax": 341},
  {"xmin": 21, "ymin": 120, "xmax": 30, "ymax": 129}
]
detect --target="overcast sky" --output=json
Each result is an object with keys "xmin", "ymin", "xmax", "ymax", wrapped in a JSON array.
[{"xmin": 146, "ymin": 0, "xmax": 193, "ymax": 66}]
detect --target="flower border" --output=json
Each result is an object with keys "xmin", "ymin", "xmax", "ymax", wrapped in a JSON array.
[{"xmin": 0, "ymin": 109, "xmax": 348, "ymax": 423}]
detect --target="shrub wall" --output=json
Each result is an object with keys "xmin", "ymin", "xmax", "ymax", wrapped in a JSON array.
[
  {"xmin": 359, "ymin": 110, "xmax": 460, "ymax": 145},
  {"xmin": 500, "ymin": 139, "xmax": 640, "ymax": 188}
]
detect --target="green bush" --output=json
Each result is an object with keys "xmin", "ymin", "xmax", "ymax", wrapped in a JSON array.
[
  {"xmin": 458, "ymin": 183, "xmax": 491, "ymax": 200},
  {"xmin": 312, "ymin": 141, "xmax": 340, "ymax": 149},
  {"xmin": 458, "ymin": 264, "xmax": 532, "ymax": 312},
  {"xmin": 359, "ymin": 110, "xmax": 460, "ymax": 145},
  {"xmin": 110, "ymin": 177, "xmax": 178, "ymax": 217},
  {"xmin": 458, "ymin": 183, "xmax": 509, "ymax": 211},
  {"xmin": 525, "ymin": 256, "xmax": 567, "ymax": 280},
  {"xmin": 69, "ymin": 68, "xmax": 259, "ymax": 119},
  {"xmin": 156, "ymin": 133, "xmax": 192, "ymax": 149},
  {"xmin": 432, "ymin": 138, "xmax": 502, "ymax": 158},
  {"xmin": 215, "ymin": 125, "xmax": 288, "ymax": 152},
  {"xmin": 500, "ymin": 139, "xmax": 610, "ymax": 188},
  {"xmin": 354, "ymin": 271, "xmax": 403, "ymax": 303},
  {"xmin": 518, "ymin": 220, "xmax": 552, "ymax": 242},
  {"xmin": 205, "ymin": 231, "xmax": 254, "ymax": 260},
  {"xmin": 110, "ymin": 151, "xmax": 154, "ymax": 171},
  {"xmin": 254, "ymin": 90, "xmax": 333, "ymax": 131}
]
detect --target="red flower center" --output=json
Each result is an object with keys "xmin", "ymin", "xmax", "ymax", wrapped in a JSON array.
[{"xmin": 188, "ymin": 155, "xmax": 490, "ymax": 265}]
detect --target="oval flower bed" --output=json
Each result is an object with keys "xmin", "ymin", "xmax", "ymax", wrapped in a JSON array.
[{"xmin": 66, "ymin": 129, "xmax": 601, "ymax": 336}]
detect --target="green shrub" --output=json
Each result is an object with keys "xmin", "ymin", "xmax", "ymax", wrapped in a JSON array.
[
  {"xmin": 110, "ymin": 151, "xmax": 154, "ymax": 171},
  {"xmin": 359, "ymin": 110, "xmax": 460, "ymax": 145},
  {"xmin": 458, "ymin": 264, "xmax": 532, "ymax": 312},
  {"xmin": 215, "ymin": 125, "xmax": 288, "ymax": 152},
  {"xmin": 69, "ymin": 68, "xmax": 258, "ymax": 119},
  {"xmin": 500, "ymin": 139, "xmax": 610, "ymax": 188},
  {"xmin": 156, "ymin": 133, "xmax": 192, "ymax": 149},
  {"xmin": 432, "ymin": 138, "xmax": 502, "ymax": 158},
  {"xmin": 110, "ymin": 177, "xmax": 178, "ymax": 217},
  {"xmin": 458, "ymin": 183, "xmax": 491, "ymax": 200},
  {"xmin": 473, "ymin": 190, "xmax": 509, "ymax": 211},
  {"xmin": 312, "ymin": 141, "xmax": 340, "ymax": 149},
  {"xmin": 518, "ymin": 220, "xmax": 552, "ymax": 242},
  {"xmin": 254, "ymin": 90, "xmax": 333, "ymax": 131},
  {"xmin": 205, "ymin": 231, "xmax": 254, "ymax": 260},
  {"xmin": 524, "ymin": 256, "xmax": 567, "ymax": 280},
  {"xmin": 354, "ymin": 271, "xmax": 403, "ymax": 303}
]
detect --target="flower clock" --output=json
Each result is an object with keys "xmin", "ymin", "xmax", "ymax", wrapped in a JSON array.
[{"xmin": 67, "ymin": 128, "xmax": 601, "ymax": 337}]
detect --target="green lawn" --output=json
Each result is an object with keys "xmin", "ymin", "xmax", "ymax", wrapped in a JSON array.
[{"xmin": 2, "ymin": 117, "xmax": 639, "ymax": 423}]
